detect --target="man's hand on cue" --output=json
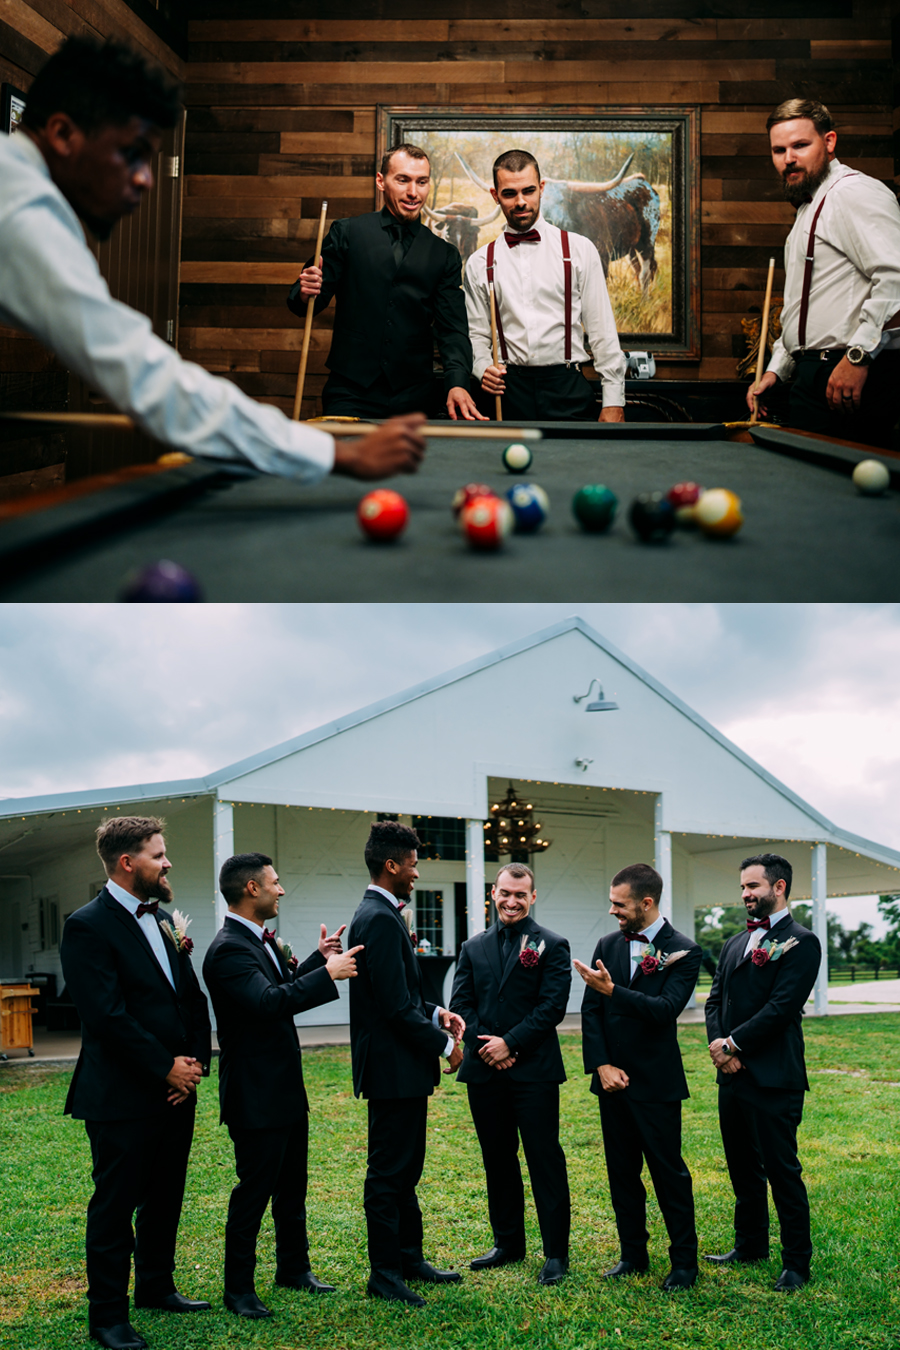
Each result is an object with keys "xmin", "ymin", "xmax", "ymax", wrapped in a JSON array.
[
  {"xmin": 598, "ymin": 406, "xmax": 624, "ymax": 423},
  {"xmin": 331, "ymin": 414, "xmax": 427, "ymax": 479},
  {"xmin": 826, "ymin": 355, "xmax": 868, "ymax": 413},
  {"xmin": 746, "ymin": 369, "xmax": 778, "ymax": 415},
  {"xmin": 297, "ymin": 258, "xmax": 323, "ymax": 299},
  {"xmin": 481, "ymin": 365, "xmax": 506, "ymax": 396},
  {"xmin": 447, "ymin": 386, "xmax": 488, "ymax": 421}
]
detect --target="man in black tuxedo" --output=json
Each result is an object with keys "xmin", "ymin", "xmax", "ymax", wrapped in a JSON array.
[
  {"xmin": 347, "ymin": 821, "xmax": 465, "ymax": 1307},
  {"xmin": 202, "ymin": 852, "xmax": 362, "ymax": 1319},
  {"xmin": 450, "ymin": 863, "xmax": 572, "ymax": 1285},
  {"xmin": 704, "ymin": 853, "xmax": 821, "ymax": 1291},
  {"xmin": 288, "ymin": 144, "xmax": 484, "ymax": 421},
  {"xmin": 59, "ymin": 816, "xmax": 212, "ymax": 1350},
  {"xmin": 575, "ymin": 863, "xmax": 702, "ymax": 1291}
]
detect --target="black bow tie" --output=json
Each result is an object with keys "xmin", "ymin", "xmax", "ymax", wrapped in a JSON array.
[
  {"xmin": 136, "ymin": 901, "xmax": 159, "ymax": 918},
  {"xmin": 746, "ymin": 918, "xmax": 771, "ymax": 932},
  {"xmin": 506, "ymin": 229, "xmax": 541, "ymax": 247},
  {"xmin": 622, "ymin": 930, "xmax": 650, "ymax": 943}
]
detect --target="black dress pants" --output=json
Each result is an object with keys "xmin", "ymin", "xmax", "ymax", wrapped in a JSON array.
[
  {"xmin": 501, "ymin": 364, "xmax": 598, "ymax": 422},
  {"xmin": 364, "ymin": 1096, "xmax": 428, "ymax": 1271},
  {"xmin": 598, "ymin": 1094, "xmax": 697, "ymax": 1269},
  {"xmin": 322, "ymin": 370, "xmax": 439, "ymax": 419},
  {"xmin": 789, "ymin": 350, "xmax": 900, "ymax": 449},
  {"xmin": 718, "ymin": 1080, "xmax": 811, "ymax": 1276},
  {"xmin": 225, "ymin": 1116, "xmax": 311, "ymax": 1293},
  {"xmin": 466, "ymin": 1077, "xmax": 570, "ymax": 1259},
  {"xmin": 84, "ymin": 1104, "xmax": 194, "ymax": 1328}
]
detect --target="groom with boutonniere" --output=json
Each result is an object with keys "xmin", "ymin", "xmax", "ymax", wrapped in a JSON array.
[
  {"xmin": 450, "ymin": 863, "xmax": 572, "ymax": 1286},
  {"xmin": 704, "ymin": 854, "xmax": 821, "ymax": 1293},
  {"xmin": 575, "ymin": 862, "xmax": 702, "ymax": 1292}
]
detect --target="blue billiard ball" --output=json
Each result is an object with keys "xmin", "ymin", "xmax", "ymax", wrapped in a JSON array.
[{"xmin": 506, "ymin": 482, "xmax": 549, "ymax": 532}]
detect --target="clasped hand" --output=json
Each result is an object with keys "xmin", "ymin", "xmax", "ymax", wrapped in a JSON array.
[
  {"xmin": 477, "ymin": 1035, "xmax": 516, "ymax": 1070},
  {"xmin": 166, "ymin": 1054, "xmax": 202, "ymax": 1106},
  {"xmin": 708, "ymin": 1038, "xmax": 743, "ymax": 1074}
]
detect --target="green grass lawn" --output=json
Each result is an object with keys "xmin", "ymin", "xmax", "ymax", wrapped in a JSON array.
[{"xmin": 2, "ymin": 1015, "xmax": 899, "ymax": 1350}]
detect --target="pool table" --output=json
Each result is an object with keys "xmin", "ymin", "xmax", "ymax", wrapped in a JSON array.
[{"xmin": 0, "ymin": 420, "xmax": 897, "ymax": 601}]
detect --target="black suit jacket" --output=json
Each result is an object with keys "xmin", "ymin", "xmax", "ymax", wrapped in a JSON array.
[
  {"xmin": 580, "ymin": 920, "xmax": 701, "ymax": 1102},
  {"xmin": 705, "ymin": 914, "xmax": 821, "ymax": 1091},
  {"xmin": 60, "ymin": 889, "xmax": 211, "ymax": 1121},
  {"xmin": 202, "ymin": 916, "xmax": 340, "ymax": 1130},
  {"xmin": 287, "ymin": 209, "xmax": 472, "ymax": 393},
  {"xmin": 347, "ymin": 887, "xmax": 448, "ymax": 1100},
  {"xmin": 449, "ymin": 916, "xmax": 571, "ymax": 1086}
]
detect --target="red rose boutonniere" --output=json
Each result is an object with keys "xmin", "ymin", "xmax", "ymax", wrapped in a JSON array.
[
  {"xmin": 751, "ymin": 936, "xmax": 799, "ymax": 968},
  {"xmin": 633, "ymin": 944, "xmax": 689, "ymax": 976},
  {"xmin": 160, "ymin": 909, "xmax": 194, "ymax": 955},
  {"xmin": 519, "ymin": 936, "xmax": 546, "ymax": 968},
  {"xmin": 276, "ymin": 937, "xmax": 300, "ymax": 971}
]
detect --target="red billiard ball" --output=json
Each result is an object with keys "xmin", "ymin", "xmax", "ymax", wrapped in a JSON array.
[
  {"xmin": 460, "ymin": 494, "xmax": 513, "ymax": 549},
  {"xmin": 357, "ymin": 488, "xmax": 409, "ymax": 540},
  {"xmin": 452, "ymin": 482, "xmax": 497, "ymax": 518},
  {"xmin": 667, "ymin": 480, "xmax": 704, "ymax": 526}
]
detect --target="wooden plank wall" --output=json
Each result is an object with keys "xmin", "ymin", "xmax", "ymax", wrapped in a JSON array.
[{"xmin": 182, "ymin": 1, "xmax": 897, "ymax": 417}]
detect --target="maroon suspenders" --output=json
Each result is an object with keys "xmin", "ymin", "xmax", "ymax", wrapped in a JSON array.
[
  {"xmin": 797, "ymin": 174, "xmax": 858, "ymax": 349},
  {"xmin": 487, "ymin": 230, "xmax": 574, "ymax": 364}
]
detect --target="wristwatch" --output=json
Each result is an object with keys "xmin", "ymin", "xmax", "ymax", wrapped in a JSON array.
[
  {"xmin": 721, "ymin": 1039, "xmax": 733, "ymax": 1057},
  {"xmin": 846, "ymin": 345, "xmax": 873, "ymax": 366}
]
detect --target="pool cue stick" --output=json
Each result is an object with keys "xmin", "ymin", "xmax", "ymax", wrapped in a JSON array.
[
  {"xmin": 489, "ymin": 281, "xmax": 502, "ymax": 422},
  {"xmin": 0, "ymin": 411, "xmax": 135, "ymax": 429},
  {"xmin": 314, "ymin": 422, "xmax": 542, "ymax": 441},
  {"xmin": 292, "ymin": 198, "xmax": 328, "ymax": 422},
  {"xmin": 750, "ymin": 256, "xmax": 776, "ymax": 426}
]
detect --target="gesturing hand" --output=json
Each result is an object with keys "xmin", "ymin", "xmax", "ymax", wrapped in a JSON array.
[
  {"xmin": 318, "ymin": 922, "xmax": 346, "ymax": 958},
  {"xmin": 440, "ymin": 1009, "xmax": 466, "ymax": 1043},
  {"xmin": 573, "ymin": 957, "xmax": 614, "ymax": 997},
  {"xmin": 326, "ymin": 944, "xmax": 364, "ymax": 981}
]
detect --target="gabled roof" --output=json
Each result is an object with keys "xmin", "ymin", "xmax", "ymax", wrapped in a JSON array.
[{"xmin": 1, "ymin": 616, "xmax": 899, "ymax": 870}]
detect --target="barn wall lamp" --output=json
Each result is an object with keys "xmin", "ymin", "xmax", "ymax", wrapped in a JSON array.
[{"xmin": 573, "ymin": 679, "xmax": 619, "ymax": 712}]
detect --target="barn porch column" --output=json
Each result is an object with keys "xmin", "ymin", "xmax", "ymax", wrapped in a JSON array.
[
  {"xmin": 465, "ymin": 819, "xmax": 486, "ymax": 938},
  {"xmin": 654, "ymin": 795, "xmax": 673, "ymax": 922},
  {"xmin": 213, "ymin": 798, "xmax": 234, "ymax": 931},
  {"xmin": 812, "ymin": 842, "xmax": 829, "ymax": 1015}
]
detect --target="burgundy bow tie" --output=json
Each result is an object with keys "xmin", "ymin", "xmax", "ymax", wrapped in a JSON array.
[
  {"xmin": 262, "ymin": 928, "xmax": 278, "ymax": 944},
  {"xmin": 622, "ymin": 931, "xmax": 650, "ymax": 943},
  {"xmin": 395, "ymin": 899, "xmax": 407, "ymax": 912},
  {"xmin": 506, "ymin": 229, "xmax": 541, "ymax": 247},
  {"xmin": 136, "ymin": 901, "xmax": 159, "ymax": 918},
  {"xmin": 746, "ymin": 917, "xmax": 771, "ymax": 932}
]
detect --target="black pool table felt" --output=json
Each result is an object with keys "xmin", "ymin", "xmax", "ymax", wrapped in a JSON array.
[{"xmin": 1, "ymin": 425, "xmax": 898, "ymax": 601}]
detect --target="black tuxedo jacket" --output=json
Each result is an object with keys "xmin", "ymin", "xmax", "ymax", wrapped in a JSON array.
[
  {"xmin": 347, "ymin": 887, "xmax": 448, "ymax": 1100},
  {"xmin": 202, "ymin": 916, "xmax": 339, "ymax": 1129},
  {"xmin": 705, "ymin": 914, "xmax": 820, "ymax": 1091},
  {"xmin": 449, "ymin": 916, "xmax": 571, "ymax": 1086},
  {"xmin": 287, "ymin": 209, "xmax": 472, "ymax": 393},
  {"xmin": 60, "ymin": 889, "xmax": 211, "ymax": 1121},
  {"xmin": 581, "ymin": 920, "xmax": 701, "ymax": 1102}
]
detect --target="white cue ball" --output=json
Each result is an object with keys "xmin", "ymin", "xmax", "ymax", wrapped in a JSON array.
[
  {"xmin": 851, "ymin": 459, "xmax": 890, "ymax": 495},
  {"xmin": 502, "ymin": 442, "xmax": 533, "ymax": 473}
]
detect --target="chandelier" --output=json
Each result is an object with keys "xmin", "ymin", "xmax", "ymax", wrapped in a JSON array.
[{"xmin": 483, "ymin": 782, "xmax": 552, "ymax": 860}]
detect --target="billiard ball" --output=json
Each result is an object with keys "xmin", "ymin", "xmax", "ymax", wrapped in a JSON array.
[
  {"xmin": 155, "ymin": 451, "xmax": 194, "ymax": 467},
  {"xmin": 119, "ymin": 560, "xmax": 203, "ymax": 601},
  {"xmin": 852, "ymin": 458, "xmax": 890, "ymax": 495},
  {"xmin": 629, "ymin": 492, "xmax": 676, "ymax": 543},
  {"xmin": 502, "ymin": 442, "xmax": 533, "ymax": 473},
  {"xmin": 695, "ymin": 488, "xmax": 743, "ymax": 537},
  {"xmin": 506, "ymin": 483, "xmax": 549, "ymax": 532},
  {"xmin": 572, "ymin": 484, "xmax": 618, "ymax": 533},
  {"xmin": 460, "ymin": 494, "xmax": 514, "ymax": 549},
  {"xmin": 667, "ymin": 480, "xmax": 704, "ymax": 526},
  {"xmin": 357, "ymin": 488, "xmax": 409, "ymax": 540},
  {"xmin": 452, "ymin": 482, "xmax": 497, "ymax": 518}
]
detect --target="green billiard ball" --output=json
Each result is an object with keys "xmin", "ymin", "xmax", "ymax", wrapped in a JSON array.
[{"xmin": 572, "ymin": 484, "xmax": 618, "ymax": 533}]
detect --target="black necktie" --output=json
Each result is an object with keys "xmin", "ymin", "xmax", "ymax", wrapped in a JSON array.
[{"xmin": 390, "ymin": 223, "xmax": 411, "ymax": 268}]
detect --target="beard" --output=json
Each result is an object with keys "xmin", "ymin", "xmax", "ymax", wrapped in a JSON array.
[
  {"xmin": 781, "ymin": 159, "xmax": 830, "ymax": 207},
  {"xmin": 133, "ymin": 870, "xmax": 174, "ymax": 904},
  {"xmin": 745, "ymin": 886, "xmax": 778, "ymax": 919}
]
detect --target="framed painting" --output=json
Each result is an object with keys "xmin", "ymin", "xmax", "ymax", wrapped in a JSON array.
[{"xmin": 376, "ymin": 106, "xmax": 700, "ymax": 360}]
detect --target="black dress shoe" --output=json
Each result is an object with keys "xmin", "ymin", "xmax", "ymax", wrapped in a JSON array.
[
  {"xmin": 402, "ymin": 1259, "xmax": 462, "ymax": 1284},
  {"xmin": 703, "ymin": 1249, "xmax": 767, "ymax": 1265},
  {"xmin": 275, "ymin": 1270, "xmax": 336, "ymax": 1292},
  {"xmin": 90, "ymin": 1325, "xmax": 148, "ymax": 1350},
  {"xmin": 538, "ymin": 1257, "xmax": 569, "ymax": 1286},
  {"xmin": 603, "ymin": 1259, "xmax": 649, "ymax": 1279},
  {"xmin": 661, "ymin": 1267, "xmax": 698, "ymax": 1291},
  {"xmin": 366, "ymin": 1269, "xmax": 426, "ymax": 1307},
  {"xmin": 774, "ymin": 1269, "xmax": 808, "ymax": 1292},
  {"xmin": 134, "ymin": 1291, "xmax": 211, "ymax": 1312},
  {"xmin": 469, "ymin": 1246, "xmax": 526, "ymax": 1271},
  {"xmin": 223, "ymin": 1290, "xmax": 273, "ymax": 1319}
]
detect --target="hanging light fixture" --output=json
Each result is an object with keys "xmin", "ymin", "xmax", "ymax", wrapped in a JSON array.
[
  {"xmin": 483, "ymin": 781, "xmax": 552, "ymax": 860},
  {"xmin": 573, "ymin": 678, "xmax": 619, "ymax": 711}
]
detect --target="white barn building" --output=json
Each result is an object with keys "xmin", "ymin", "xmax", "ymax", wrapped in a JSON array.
[{"xmin": 2, "ymin": 616, "xmax": 899, "ymax": 1022}]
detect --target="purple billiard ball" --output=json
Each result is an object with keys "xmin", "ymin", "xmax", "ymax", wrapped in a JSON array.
[{"xmin": 119, "ymin": 560, "xmax": 204, "ymax": 602}]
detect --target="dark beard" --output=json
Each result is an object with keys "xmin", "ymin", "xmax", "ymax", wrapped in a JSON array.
[
  {"xmin": 781, "ymin": 160, "xmax": 830, "ymax": 207},
  {"xmin": 133, "ymin": 872, "xmax": 174, "ymax": 904},
  {"xmin": 746, "ymin": 887, "xmax": 778, "ymax": 920}
]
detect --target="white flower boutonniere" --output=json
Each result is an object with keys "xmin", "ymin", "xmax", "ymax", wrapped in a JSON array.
[
  {"xmin": 519, "ymin": 936, "xmax": 546, "ymax": 969},
  {"xmin": 160, "ymin": 909, "xmax": 194, "ymax": 955},
  {"xmin": 276, "ymin": 936, "xmax": 300, "ymax": 971},
  {"xmin": 751, "ymin": 935, "xmax": 800, "ymax": 968},
  {"xmin": 635, "ymin": 945, "xmax": 689, "ymax": 976}
]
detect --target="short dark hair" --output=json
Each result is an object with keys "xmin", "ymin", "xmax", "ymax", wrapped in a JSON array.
[
  {"xmin": 612, "ymin": 863, "xmax": 663, "ymax": 906},
  {"xmin": 365, "ymin": 821, "xmax": 420, "ymax": 877},
  {"xmin": 380, "ymin": 142, "xmax": 430, "ymax": 176},
  {"xmin": 22, "ymin": 36, "xmax": 181, "ymax": 134},
  {"xmin": 740, "ymin": 853, "xmax": 793, "ymax": 900},
  {"xmin": 219, "ymin": 853, "xmax": 274, "ymax": 906},
  {"xmin": 766, "ymin": 98, "xmax": 834, "ymax": 135},
  {"xmin": 494, "ymin": 862, "xmax": 535, "ymax": 887},
  {"xmin": 493, "ymin": 148, "xmax": 541, "ymax": 187},
  {"xmin": 96, "ymin": 815, "xmax": 165, "ymax": 872}
]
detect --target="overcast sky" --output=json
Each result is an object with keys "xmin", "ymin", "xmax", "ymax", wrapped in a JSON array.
[{"xmin": 2, "ymin": 602, "xmax": 898, "ymax": 934}]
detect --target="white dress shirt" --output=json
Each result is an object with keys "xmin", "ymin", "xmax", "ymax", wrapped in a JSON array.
[
  {"xmin": 226, "ymin": 909, "xmax": 283, "ymax": 973},
  {"xmin": 626, "ymin": 912, "xmax": 666, "ymax": 969},
  {"xmin": 767, "ymin": 158, "xmax": 900, "ymax": 381},
  {"xmin": 105, "ymin": 877, "xmax": 175, "ymax": 989},
  {"xmin": 741, "ymin": 905, "xmax": 792, "ymax": 959},
  {"xmin": 368, "ymin": 882, "xmax": 453, "ymax": 1054},
  {"xmin": 464, "ymin": 215, "xmax": 627, "ymax": 407},
  {"xmin": 0, "ymin": 132, "xmax": 335, "ymax": 481}
]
